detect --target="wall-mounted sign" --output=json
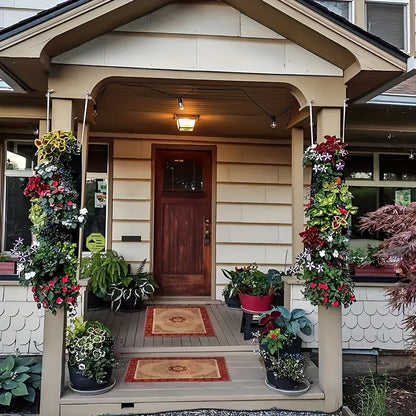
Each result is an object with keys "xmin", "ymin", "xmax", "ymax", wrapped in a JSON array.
[
  {"xmin": 94, "ymin": 192, "xmax": 106, "ymax": 208},
  {"xmin": 85, "ymin": 233, "xmax": 105, "ymax": 252}
]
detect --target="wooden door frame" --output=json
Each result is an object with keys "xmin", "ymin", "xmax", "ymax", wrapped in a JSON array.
[{"xmin": 151, "ymin": 143, "xmax": 217, "ymax": 299}]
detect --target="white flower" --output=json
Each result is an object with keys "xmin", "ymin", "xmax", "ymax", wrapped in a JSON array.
[
  {"xmin": 333, "ymin": 250, "xmax": 339, "ymax": 258},
  {"xmin": 327, "ymin": 235, "xmax": 333, "ymax": 243},
  {"xmin": 78, "ymin": 216, "xmax": 85, "ymax": 223},
  {"xmin": 319, "ymin": 250, "xmax": 326, "ymax": 257},
  {"xmin": 79, "ymin": 207, "xmax": 88, "ymax": 215},
  {"xmin": 17, "ymin": 263, "xmax": 24, "ymax": 273},
  {"xmin": 25, "ymin": 271, "xmax": 36, "ymax": 280},
  {"xmin": 78, "ymin": 363, "xmax": 85, "ymax": 371}
]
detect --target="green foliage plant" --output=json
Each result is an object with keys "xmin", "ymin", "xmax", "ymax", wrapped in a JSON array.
[
  {"xmin": 359, "ymin": 374, "xmax": 388, "ymax": 416},
  {"xmin": 66, "ymin": 317, "xmax": 116, "ymax": 384},
  {"xmin": 0, "ymin": 253, "xmax": 12, "ymax": 262},
  {"xmin": 0, "ymin": 354, "xmax": 41, "ymax": 406},
  {"xmin": 108, "ymin": 259, "xmax": 158, "ymax": 311},
  {"xmin": 81, "ymin": 249, "xmax": 128, "ymax": 298},
  {"xmin": 260, "ymin": 306, "xmax": 312, "ymax": 342},
  {"xmin": 262, "ymin": 352, "xmax": 307, "ymax": 383}
]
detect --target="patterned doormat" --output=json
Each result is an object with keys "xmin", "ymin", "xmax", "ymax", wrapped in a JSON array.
[
  {"xmin": 144, "ymin": 306, "xmax": 215, "ymax": 336},
  {"xmin": 124, "ymin": 357, "xmax": 230, "ymax": 382}
]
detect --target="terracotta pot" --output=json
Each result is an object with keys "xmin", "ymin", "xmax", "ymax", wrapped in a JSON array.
[{"xmin": 239, "ymin": 293, "xmax": 273, "ymax": 313}]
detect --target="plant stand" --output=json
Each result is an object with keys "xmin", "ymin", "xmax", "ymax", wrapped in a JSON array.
[{"xmin": 240, "ymin": 311, "xmax": 262, "ymax": 340}]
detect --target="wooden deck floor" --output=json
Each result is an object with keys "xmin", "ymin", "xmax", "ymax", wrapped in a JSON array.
[
  {"xmin": 59, "ymin": 301, "xmax": 325, "ymax": 416},
  {"xmin": 86, "ymin": 302, "xmax": 254, "ymax": 353}
]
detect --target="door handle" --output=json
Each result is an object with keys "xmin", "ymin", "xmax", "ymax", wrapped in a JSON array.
[{"xmin": 204, "ymin": 219, "xmax": 211, "ymax": 245}]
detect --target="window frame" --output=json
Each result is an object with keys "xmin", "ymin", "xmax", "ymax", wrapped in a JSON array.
[{"xmin": 365, "ymin": 0, "xmax": 409, "ymax": 52}]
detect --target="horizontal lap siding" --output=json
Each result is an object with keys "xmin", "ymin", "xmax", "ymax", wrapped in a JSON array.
[
  {"xmin": 110, "ymin": 139, "xmax": 292, "ymax": 299},
  {"xmin": 112, "ymin": 139, "xmax": 152, "ymax": 270},
  {"xmin": 216, "ymin": 143, "xmax": 292, "ymax": 299}
]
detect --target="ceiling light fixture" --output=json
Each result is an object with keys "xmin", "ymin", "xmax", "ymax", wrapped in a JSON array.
[
  {"xmin": 177, "ymin": 97, "xmax": 184, "ymax": 110},
  {"xmin": 174, "ymin": 114, "xmax": 199, "ymax": 132},
  {"xmin": 270, "ymin": 116, "xmax": 277, "ymax": 129},
  {"xmin": 409, "ymin": 149, "xmax": 414, "ymax": 160}
]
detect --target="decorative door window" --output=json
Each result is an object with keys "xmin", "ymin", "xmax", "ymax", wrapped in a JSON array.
[{"xmin": 163, "ymin": 159, "xmax": 203, "ymax": 192}]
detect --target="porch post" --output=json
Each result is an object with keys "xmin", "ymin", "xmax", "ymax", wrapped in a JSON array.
[
  {"xmin": 286, "ymin": 127, "xmax": 304, "ymax": 307},
  {"xmin": 316, "ymin": 107, "xmax": 343, "ymax": 412},
  {"xmin": 39, "ymin": 98, "xmax": 73, "ymax": 416}
]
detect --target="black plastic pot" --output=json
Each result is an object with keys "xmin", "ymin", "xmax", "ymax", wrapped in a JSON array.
[{"xmin": 68, "ymin": 365, "xmax": 112, "ymax": 391}]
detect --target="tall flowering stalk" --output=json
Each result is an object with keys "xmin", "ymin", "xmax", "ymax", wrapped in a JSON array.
[
  {"xmin": 290, "ymin": 135, "xmax": 357, "ymax": 307},
  {"xmin": 12, "ymin": 130, "xmax": 87, "ymax": 315}
]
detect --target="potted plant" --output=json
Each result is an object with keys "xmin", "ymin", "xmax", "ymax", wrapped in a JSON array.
[
  {"xmin": 221, "ymin": 267, "xmax": 245, "ymax": 308},
  {"xmin": 81, "ymin": 249, "xmax": 128, "ymax": 308},
  {"xmin": 108, "ymin": 259, "xmax": 157, "ymax": 311},
  {"xmin": 66, "ymin": 317, "xmax": 116, "ymax": 392},
  {"xmin": 259, "ymin": 306, "xmax": 312, "ymax": 354},
  {"xmin": 0, "ymin": 253, "xmax": 15, "ymax": 274},
  {"xmin": 237, "ymin": 264, "xmax": 282, "ymax": 313},
  {"xmin": 258, "ymin": 327, "xmax": 309, "ymax": 393}
]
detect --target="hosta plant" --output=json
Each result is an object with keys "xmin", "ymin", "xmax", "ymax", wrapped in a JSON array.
[{"xmin": 0, "ymin": 354, "xmax": 41, "ymax": 406}]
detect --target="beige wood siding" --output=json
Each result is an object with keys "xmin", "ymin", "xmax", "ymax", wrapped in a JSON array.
[{"xmin": 110, "ymin": 138, "xmax": 291, "ymax": 299}]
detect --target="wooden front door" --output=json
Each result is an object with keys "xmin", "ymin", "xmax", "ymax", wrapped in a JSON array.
[{"xmin": 154, "ymin": 149, "xmax": 212, "ymax": 296}]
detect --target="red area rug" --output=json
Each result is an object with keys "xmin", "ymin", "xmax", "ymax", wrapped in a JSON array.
[
  {"xmin": 124, "ymin": 357, "xmax": 230, "ymax": 382},
  {"xmin": 144, "ymin": 306, "xmax": 215, "ymax": 337}
]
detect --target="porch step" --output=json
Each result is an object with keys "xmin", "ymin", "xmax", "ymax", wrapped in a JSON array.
[{"xmin": 60, "ymin": 351, "xmax": 324, "ymax": 416}]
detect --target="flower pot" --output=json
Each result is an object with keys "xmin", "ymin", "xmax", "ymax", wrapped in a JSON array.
[
  {"xmin": 355, "ymin": 265, "xmax": 396, "ymax": 276},
  {"xmin": 239, "ymin": 293, "xmax": 273, "ymax": 313},
  {"xmin": 117, "ymin": 297, "xmax": 145, "ymax": 312},
  {"xmin": 282, "ymin": 336, "xmax": 302, "ymax": 355},
  {"xmin": 266, "ymin": 371, "xmax": 299, "ymax": 390},
  {"xmin": 224, "ymin": 294, "xmax": 241, "ymax": 309},
  {"xmin": 68, "ymin": 365, "xmax": 114, "ymax": 392}
]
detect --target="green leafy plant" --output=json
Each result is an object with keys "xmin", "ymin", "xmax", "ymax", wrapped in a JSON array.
[
  {"xmin": 260, "ymin": 328, "xmax": 287, "ymax": 355},
  {"xmin": 235, "ymin": 264, "xmax": 282, "ymax": 296},
  {"xmin": 260, "ymin": 306, "xmax": 312, "ymax": 342},
  {"xmin": 81, "ymin": 249, "xmax": 128, "ymax": 298},
  {"xmin": 221, "ymin": 267, "xmax": 245, "ymax": 297},
  {"xmin": 0, "ymin": 354, "xmax": 41, "ymax": 406},
  {"xmin": 108, "ymin": 259, "xmax": 158, "ymax": 311},
  {"xmin": 0, "ymin": 253, "xmax": 12, "ymax": 262},
  {"xmin": 66, "ymin": 317, "xmax": 116, "ymax": 384},
  {"xmin": 359, "ymin": 374, "xmax": 389, "ymax": 416}
]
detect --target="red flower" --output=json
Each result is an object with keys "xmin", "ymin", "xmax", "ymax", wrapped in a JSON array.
[
  {"xmin": 332, "ymin": 301, "xmax": 339, "ymax": 307},
  {"xmin": 66, "ymin": 297, "xmax": 75, "ymax": 304},
  {"xmin": 49, "ymin": 281, "xmax": 55, "ymax": 287},
  {"xmin": 62, "ymin": 287, "xmax": 68, "ymax": 293},
  {"xmin": 31, "ymin": 287, "xmax": 36, "ymax": 293},
  {"xmin": 338, "ymin": 207, "xmax": 347, "ymax": 215},
  {"xmin": 324, "ymin": 297, "xmax": 328, "ymax": 303},
  {"xmin": 62, "ymin": 274, "xmax": 69, "ymax": 283},
  {"xmin": 337, "ymin": 286, "xmax": 342, "ymax": 291},
  {"xmin": 269, "ymin": 333, "xmax": 278, "ymax": 340},
  {"xmin": 56, "ymin": 297, "xmax": 63, "ymax": 305},
  {"xmin": 42, "ymin": 300, "xmax": 49, "ymax": 306},
  {"xmin": 44, "ymin": 285, "xmax": 49, "ymax": 291},
  {"xmin": 310, "ymin": 282, "xmax": 317, "ymax": 289},
  {"xmin": 350, "ymin": 295, "xmax": 356, "ymax": 302},
  {"xmin": 71, "ymin": 284, "xmax": 81, "ymax": 292},
  {"xmin": 33, "ymin": 295, "xmax": 38, "ymax": 302},
  {"xmin": 23, "ymin": 176, "xmax": 41, "ymax": 197},
  {"xmin": 67, "ymin": 201, "xmax": 73, "ymax": 206},
  {"xmin": 52, "ymin": 180, "xmax": 59, "ymax": 187},
  {"xmin": 319, "ymin": 283, "xmax": 328, "ymax": 290}
]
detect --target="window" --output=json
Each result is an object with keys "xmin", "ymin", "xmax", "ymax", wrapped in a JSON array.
[
  {"xmin": 346, "ymin": 152, "xmax": 416, "ymax": 239},
  {"xmin": 366, "ymin": 1, "xmax": 407, "ymax": 50},
  {"xmin": 3, "ymin": 140, "xmax": 109, "ymax": 252},
  {"xmin": 315, "ymin": 0, "xmax": 352, "ymax": 21},
  {"xmin": 163, "ymin": 159, "xmax": 203, "ymax": 192}
]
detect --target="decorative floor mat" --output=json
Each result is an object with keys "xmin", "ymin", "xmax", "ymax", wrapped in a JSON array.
[
  {"xmin": 124, "ymin": 357, "xmax": 230, "ymax": 382},
  {"xmin": 144, "ymin": 306, "xmax": 215, "ymax": 337}
]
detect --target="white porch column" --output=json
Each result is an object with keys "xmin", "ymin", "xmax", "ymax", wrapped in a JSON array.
[
  {"xmin": 316, "ymin": 107, "xmax": 343, "ymax": 412},
  {"xmin": 39, "ymin": 98, "xmax": 73, "ymax": 416}
]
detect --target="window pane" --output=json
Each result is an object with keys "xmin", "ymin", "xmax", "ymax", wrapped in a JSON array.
[
  {"xmin": 350, "ymin": 186, "xmax": 379, "ymax": 239},
  {"xmin": 163, "ymin": 159, "xmax": 203, "ymax": 191},
  {"xmin": 82, "ymin": 178, "xmax": 107, "ymax": 251},
  {"xmin": 315, "ymin": 0, "xmax": 351, "ymax": 20},
  {"xmin": 87, "ymin": 144, "xmax": 108, "ymax": 173},
  {"xmin": 4, "ymin": 177, "xmax": 32, "ymax": 250},
  {"xmin": 6, "ymin": 141, "xmax": 37, "ymax": 171},
  {"xmin": 344, "ymin": 155, "xmax": 373, "ymax": 179},
  {"xmin": 366, "ymin": 3, "xmax": 405, "ymax": 50},
  {"xmin": 379, "ymin": 154, "xmax": 416, "ymax": 181}
]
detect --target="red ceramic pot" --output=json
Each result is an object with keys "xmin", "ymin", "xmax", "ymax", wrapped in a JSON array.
[{"xmin": 239, "ymin": 293, "xmax": 274, "ymax": 313}]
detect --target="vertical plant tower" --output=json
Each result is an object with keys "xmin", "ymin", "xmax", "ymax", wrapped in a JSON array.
[
  {"xmin": 291, "ymin": 135, "xmax": 357, "ymax": 308},
  {"xmin": 13, "ymin": 130, "xmax": 87, "ymax": 315}
]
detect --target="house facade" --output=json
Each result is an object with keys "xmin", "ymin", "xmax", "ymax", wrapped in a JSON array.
[{"xmin": 0, "ymin": 0, "xmax": 415, "ymax": 413}]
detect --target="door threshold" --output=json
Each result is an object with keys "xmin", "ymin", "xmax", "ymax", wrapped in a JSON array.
[{"xmin": 150, "ymin": 296, "xmax": 221, "ymax": 305}]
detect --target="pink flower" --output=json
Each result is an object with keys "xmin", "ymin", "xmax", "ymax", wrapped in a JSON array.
[
  {"xmin": 71, "ymin": 284, "xmax": 80, "ymax": 292},
  {"xmin": 56, "ymin": 297, "xmax": 63, "ymax": 305},
  {"xmin": 67, "ymin": 201, "xmax": 73, "ymax": 206},
  {"xmin": 319, "ymin": 283, "xmax": 328, "ymax": 290},
  {"xmin": 332, "ymin": 301, "xmax": 339, "ymax": 307},
  {"xmin": 66, "ymin": 297, "xmax": 75, "ymax": 304},
  {"xmin": 62, "ymin": 274, "xmax": 69, "ymax": 283},
  {"xmin": 49, "ymin": 281, "xmax": 55, "ymax": 287},
  {"xmin": 310, "ymin": 282, "xmax": 317, "ymax": 289},
  {"xmin": 62, "ymin": 287, "xmax": 68, "ymax": 293}
]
